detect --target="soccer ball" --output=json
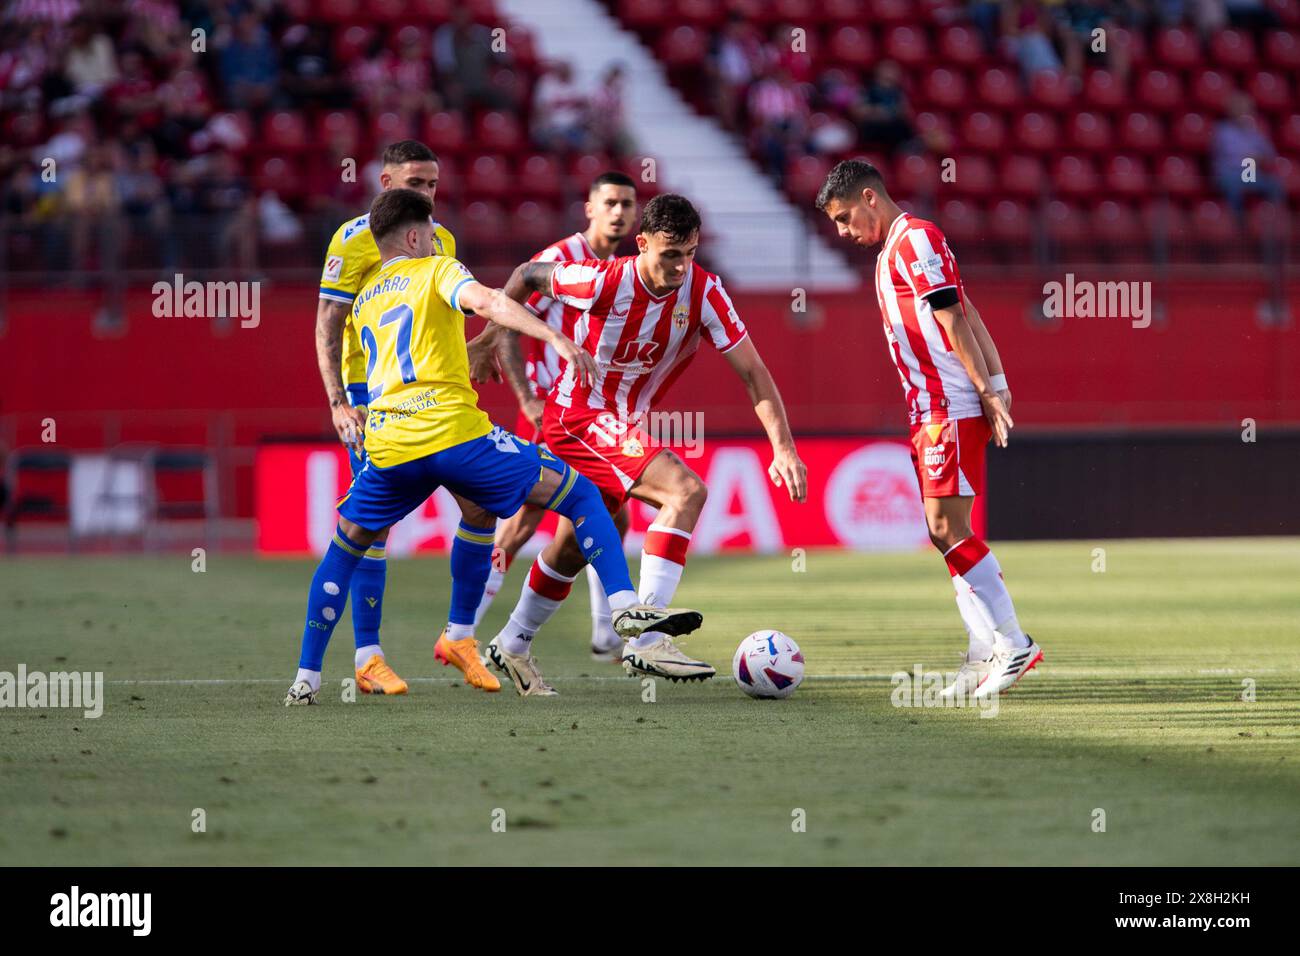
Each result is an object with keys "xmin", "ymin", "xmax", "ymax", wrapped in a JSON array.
[{"xmin": 732, "ymin": 630, "xmax": 804, "ymax": 699}]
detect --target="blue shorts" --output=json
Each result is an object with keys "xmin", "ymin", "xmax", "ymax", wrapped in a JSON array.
[{"xmin": 338, "ymin": 425, "xmax": 567, "ymax": 532}]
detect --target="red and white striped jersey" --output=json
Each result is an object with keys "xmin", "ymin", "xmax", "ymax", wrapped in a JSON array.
[
  {"xmin": 547, "ymin": 256, "xmax": 749, "ymax": 419},
  {"xmin": 873, "ymin": 212, "xmax": 981, "ymax": 425},
  {"xmin": 522, "ymin": 232, "xmax": 607, "ymax": 396}
]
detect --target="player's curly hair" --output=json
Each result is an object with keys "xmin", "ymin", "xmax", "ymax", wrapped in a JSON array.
[
  {"xmin": 815, "ymin": 159, "xmax": 887, "ymax": 211},
  {"xmin": 381, "ymin": 140, "xmax": 438, "ymax": 167},
  {"xmin": 639, "ymin": 194, "xmax": 701, "ymax": 242},
  {"xmin": 369, "ymin": 188, "xmax": 433, "ymax": 242}
]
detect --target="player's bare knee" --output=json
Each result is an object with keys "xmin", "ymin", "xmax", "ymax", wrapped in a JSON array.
[
  {"xmin": 339, "ymin": 518, "xmax": 379, "ymax": 549},
  {"xmin": 671, "ymin": 470, "xmax": 708, "ymax": 520}
]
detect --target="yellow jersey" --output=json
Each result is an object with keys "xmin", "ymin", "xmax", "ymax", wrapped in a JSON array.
[
  {"xmin": 319, "ymin": 213, "xmax": 456, "ymax": 389},
  {"xmin": 351, "ymin": 255, "xmax": 493, "ymax": 467}
]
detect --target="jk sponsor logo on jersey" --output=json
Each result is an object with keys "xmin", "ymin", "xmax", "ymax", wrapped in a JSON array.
[
  {"xmin": 0, "ymin": 665, "xmax": 103, "ymax": 718},
  {"xmin": 152, "ymin": 273, "xmax": 260, "ymax": 328},
  {"xmin": 1042, "ymin": 272, "xmax": 1153, "ymax": 328},
  {"xmin": 50, "ymin": 886, "xmax": 151, "ymax": 936}
]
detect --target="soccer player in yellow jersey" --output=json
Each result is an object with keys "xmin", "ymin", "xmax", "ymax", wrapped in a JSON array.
[
  {"xmin": 314, "ymin": 140, "xmax": 494, "ymax": 697},
  {"xmin": 286, "ymin": 189, "xmax": 704, "ymax": 705}
]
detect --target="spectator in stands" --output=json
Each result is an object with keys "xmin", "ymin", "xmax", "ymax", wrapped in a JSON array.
[
  {"xmin": 199, "ymin": 150, "xmax": 256, "ymax": 274},
  {"xmin": 849, "ymin": 60, "xmax": 917, "ymax": 154},
  {"xmin": 63, "ymin": 16, "xmax": 119, "ymax": 100},
  {"xmin": 590, "ymin": 62, "xmax": 632, "ymax": 156},
  {"xmin": 116, "ymin": 138, "xmax": 172, "ymax": 267},
  {"xmin": 218, "ymin": 11, "xmax": 279, "ymax": 112},
  {"xmin": 748, "ymin": 66, "xmax": 809, "ymax": 185},
  {"xmin": 433, "ymin": 7, "xmax": 510, "ymax": 114},
  {"xmin": 532, "ymin": 61, "xmax": 591, "ymax": 152},
  {"xmin": 1223, "ymin": 0, "xmax": 1278, "ymax": 29},
  {"xmin": 65, "ymin": 142, "xmax": 122, "ymax": 276},
  {"xmin": 1003, "ymin": 1, "xmax": 1064, "ymax": 79},
  {"xmin": 709, "ymin": 15, "xmax": 766, "ymax": 131},
  {"xmin": 280, "ymin": 23, "xmax": 340, "ymax": 109},
  {"xmin": 108, "ymin": 49, "xmax": 162, "ymax": 131},
  {"xmin": 1212, "ymin": 92, "xmax": 1284, "ymax": 217}
]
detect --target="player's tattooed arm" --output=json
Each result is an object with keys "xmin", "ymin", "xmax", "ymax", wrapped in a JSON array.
[
  {"xmin": 496, "ymin": 330, "xmax": 544, "ymax": 427},
  {"xmin": 315, "ymin": 298, "xmax": 365, "ymax": 451},
  {"xmin": 503, "ymin": 261, "xmax": 559, "ymax": 302},
  {"xmin": 458, "ymin": 281, "xmax": 597, "ymax": 387},
  {"xmin": 722, "ymin": 338, "xmax": 808, "ymax": 503}
]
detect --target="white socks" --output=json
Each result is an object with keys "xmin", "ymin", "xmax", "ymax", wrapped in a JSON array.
[
  {"xmin": 354, "ymin": 645, "xmax": 382, "ymax": 669},
  {"xmin": 295, "ymin": 668, "xmax": 322, "ymax": 692},
  {"xmin": 944, "ymin": 537, "xmax": 1029, "ymax": 650},
  {"xmin": 587, "ymin": 565, "xmax": 620, "ymax": 650},
  {"xmin": 474, "ymin": 567, "xmax": 506, "ymax": 626},
  {"xmin": 629, "ymin": 526, "xmax": 690, "ymax": 649}
]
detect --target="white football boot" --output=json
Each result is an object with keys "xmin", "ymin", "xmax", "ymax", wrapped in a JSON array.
[
  {"xmin": 283, "ymin": 680, "xmax": 318, "ymax": 706},
  {"xmin": 482, "ymin": 635, "xmax": 558, "ymax": 697},
  {"xmin": 622, "ymin": 635, "xmax": 716, "ymax": 682},
  {"xmin": 970, "ymin": 637, "xmax": 1043, "ymax": 699},
  {"xmin": 939, "ymin": 653, "xmax": 995, "ymax": 700},
  {"xmin": 611, "ymin": 604, "xmax": 703, "ymax": 639}
]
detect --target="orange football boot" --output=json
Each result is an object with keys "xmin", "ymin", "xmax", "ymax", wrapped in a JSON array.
[
  {"xmin": 434, "ymin": 631, "xmax": 501, "ymax": 692},
  {"xmin": 355, "ymin": 655, "xmax": 409, "ymax": 695}
]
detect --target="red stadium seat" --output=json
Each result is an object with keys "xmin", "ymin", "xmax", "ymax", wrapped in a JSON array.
[
  {"xmin": 1104, "ymin": 156, "xmax": 1151, "ymax": 197},
  {"xmin": 1209, "ymin": 29, "xmax": 1256, "ymax": 69},
  {"xmin": 938, "ymin": 199, "xmax": 981, "ymax": 244},
  {"xmin": 319, "ymin": 0, "xmax": 359, "ymax": 23},
  {"xmin": 1083, "ymin": 69, "xmax": 1126, "ymax": 109},
  {"xmin": 884, "ymin": 26, "xmax": 929, "ymax": 65},
  {"xmin": 371, "ymin": 111, "xmax": 412, "ymax": 144},
  {"xmin": 1246, "ymin": 72, "xmax": 1292, "ymax": 113},
  {"xmin": 827, "ymin": 26, "xmax": 875, "ymax": 68},
  {"xmin": 1014, "ymin": 111, "xmax": 1061, "ymax": 152},
  {"xmin": 467, "ymin": 154, "xmax": 511, "ymax": 199},
  {"xmin": 476, "ymin": 111, "xmax": 524, "ymax": 152},
  {"xmin": 1051, "ymin": 155, "xmax": 1101, "ymax": 197},
  {"xmin": 1276, "ymin": 0, "xmax": 1300, "ymax": 26},
  {"xmin": 892, "ymin": 153, "xmax": 937, "ymax": 195},
  {"xmin": 960, "ymin": 111, "xmax": 1006, "ymax": 152},
  {"xmin": 1154, "ymin": 26, "xmax": 1201, "ymax": 68},
  {"xmin": 370, "ymin": 0, "xmax": 411, "ymax": 23},
  {"xmin": 388, "ymin": 24, "xmax": 429, "ymax": 54},
  {"xmin": 460, "ymin": 200, "xmax": 508, "ymax": 244},
  {"xmin": 939, "ymin": 25, "xmax": 984, "ymax": 65},
  {"xmin": 672, "ymin": 0, "xmax": 720, "ymax": 25},
  {"xmin": 922, "ymin": 68, "xmax": 968, "ymax": 109},
  {"xmin": 518, "ymin": 154, "xmax": 563, "ymax": 200},
  {"xmin": 1279, "ymin": 114, "xmax": 1300, "ymax": 153},
  {"xmin": 1191, "ymin": 70, "xmax": 1233, "ymax": 113},
  {"xmin": 1190, "ymin": 200, "xmax": 1238, "ymax": 244},
  {"xmin": 1264, "ymin": 31, "xmax": 1300, "ymax": 69},
  {"xmin": 1135, "ymin": 70, "xmax": 1184, "ymax": 111},
  {"xmin": 999, "ymin": 155, "xmax": 1047, "ymax": 198},
  {"xmin": 1090, "ymin": 200, "xmax": 1142, "ymax": 244},
  {"xmin": 507, "ymin": 25, "xmax": 539, "ymax": 69},
  {"xmin": 511, "ymin": 200, "xmax": 561, "ymax": 246},
  {"xmin": 1157, "ymin": 155, "xmax": 1204, "ymax": 197},
  {"xmin": 1068, "ymin": 111, "xmax": 1113, "ymax": 152},
  {"xmin": 786, "ymin": 155, "xmax": 832, "ymax": 204},
  {"xmin": 570, "ymin": 153, "xmax": 614, "ymax": 184},
  {"xmin": 823, "ymin": 0, "xmax": 867, "ymax": 21},
  {"xmin": 989, "ymin": 199, "xmax": 1032, "ymax": 242},
  {"xmin": 319, "ymin": 111, "xmax": 361, "ymax": 144},
  {"xmin": 872, "ymin": 0, "xmax": 915, "ymax": 26},
  {"xmin": 424, "ymin": 112, "xmax": 467, "ymax": 153},
  {"xmin": 1044, "ymin": 200, "xmax": 1087, "ymax": 244},
  {"xmin": 254, "ymin": 157, "xmax": 306, "ymax": 200},
  {"xmin": 1119, "ymin": 112, "xmax": 1164, "ymax": 152},
  {"xmin": 657, "ymin": 25, "xmax": 708, "ymax": 66},
  {"xmin": 951, "ymin": 154, "xmax": 995, "ymax": 196},
  {"xmin": 1171, "ymin": 112, "xmax": 1213, "ymax": 153},
  {"xmin": 1109, "ymin": 27, "xmax": 1149, "ymax": 65},
  {"xmin": 263, "ymin": 111, "xmax": 307, "ymax": 150},
  {"xmin": 976, "ymin": 68, "xmax": 1021, "ymax": 109},
  {"xmin": 773, "ymin": 0, "xmax": 818, "ymax": 24},
  {"xmin": 334, "ymin": 24, "xmax": 375, "ymax": 64},
  {"xmin": 620, "ymin": 0, "xmax": 669, "ymax": 28},
  {"xmin": 1274, "ymin": 156, "xmax": 1300, "ymax": 197},
  {"xmin": 1246, "ymin": 200, "xmax": 1288, "ymax": 242},
  {"xmin": 1140, "ymin": 198, "xmax": 1189, "ymax": 248},
  {"xmin": 1029, "ymin": 70, "xmax": 1072, "ymax": 109}
]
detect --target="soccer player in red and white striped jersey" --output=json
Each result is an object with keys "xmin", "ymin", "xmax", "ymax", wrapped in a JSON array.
[
  {"xmin": 816, "ymin": 159, "xmax": 1041, "ymax": 699},
  {"xmin": 474, "ymin": 172, "xmax": 637, "ymax": 665},
  {"xmin": 486, "ymin": 194, "xmax": 807, "ymax": 690}
]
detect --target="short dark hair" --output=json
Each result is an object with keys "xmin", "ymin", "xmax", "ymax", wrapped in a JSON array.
[
  {"xmin": 589, "ymin": 170, "xmax": 637, "ymax": 194},
  {"xmin": 369, "ymin": 188, "xmax": 432, "ymax": 243},
  {"xmin": 639, "ymin": 193, "xmax": 700, "ymax": 242},
  {"xmin": 814, "ymin": 159, "xmax": 887, "ymax": 211},
  {"xmin": 381, "ymin": 140, "xmax": 438, "ymax": 167}
]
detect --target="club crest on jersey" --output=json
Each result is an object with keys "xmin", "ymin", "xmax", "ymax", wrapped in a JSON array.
[
  {"xmin": 672, "ymin": 303, "xmax": 690, "ymax": 329},
  {"xmin": 621, "ymin": 437, "xmax": 645, "ymax": 458}
]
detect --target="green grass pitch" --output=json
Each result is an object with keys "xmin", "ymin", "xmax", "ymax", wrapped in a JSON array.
[{"xmin": 2, "ymin": 538, "xmax": 1297, "ymax": 866}]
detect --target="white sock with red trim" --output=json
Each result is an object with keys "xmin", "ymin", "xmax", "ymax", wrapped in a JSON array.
[
  {"xmin": 629, "ymin": 524, "xmax": 691, "ymax": 649},
  {"xmin": 951, "ymin": 576, "xmax": 997, "ymax": 660},
  {"xmin": 943, "ymin": 537, "xmax": 1029, "ymax": 649},
  {"xmin": 587, "ymin": 564, "xmax": 619, "ymax": 650},
  {"xmin": 498, "ymin": 557, "xmax": 575, "ymax": 655}
]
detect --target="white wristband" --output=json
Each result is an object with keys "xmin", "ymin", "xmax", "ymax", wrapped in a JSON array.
[{"xmin": 989, "ymin": 374, "xmax": 1008, "ymax": 392}]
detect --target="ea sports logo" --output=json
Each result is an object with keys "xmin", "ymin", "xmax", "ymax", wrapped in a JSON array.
[{"xmin": 824, "ymin": 444, "xmax": 928, "ymax": 551}]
